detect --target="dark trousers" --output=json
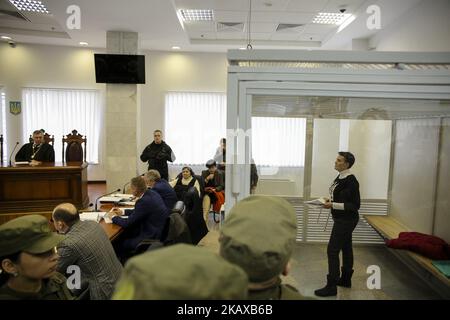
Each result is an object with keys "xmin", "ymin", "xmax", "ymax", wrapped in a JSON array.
[{"xmin": 327, "ymin": 218, "xmax": 358, "ymax": 281}]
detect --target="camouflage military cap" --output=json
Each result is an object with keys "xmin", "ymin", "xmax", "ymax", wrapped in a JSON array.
[
  {"xmin": 0, "ymin": 215, "xmax": 65, "ymax": 257},
  {"xmin": 113, "ymin": 244, "xmax": 248, "ymax": 300},
  {"xmin": 219, "ymin": 195, "xmax": 297, "ymax": 283}
]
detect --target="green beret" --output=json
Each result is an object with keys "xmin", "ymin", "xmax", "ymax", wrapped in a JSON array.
[
  {"xmin": 0, "ymin": 215, "xmax": 65, "ymax": 257},
  {"xmin": 219, "ymin": 195, "xmax": 297, "ymax": 283},
  {"xmin": 113, "ymin": 244, "xmax": 248, "ymax": 300}
]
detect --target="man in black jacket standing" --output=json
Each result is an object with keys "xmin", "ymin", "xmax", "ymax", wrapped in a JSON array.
[{"xmin": 140, "ymin": 130, "xmax": 175, "ymax": 181}]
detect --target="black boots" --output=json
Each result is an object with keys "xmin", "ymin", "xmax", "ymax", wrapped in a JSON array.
[
  {"xmin": 314, "ymin": 275, "xmax": 337, "ymax": 297},
  {"xmin": 337, "ymin": 268, "xmax": 354, "ymax": 288}
]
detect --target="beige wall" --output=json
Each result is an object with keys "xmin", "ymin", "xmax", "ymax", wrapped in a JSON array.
[
  {"xmin": 0, "ymin": 43, "xmax": 228, "ymax": 181},
  {"xmin": 371, "ymin": 0, "xmax": 450, "ymax": 51},
  {"xmin": 390, "ymin": 118, "xmax": 441, "ymax": 234},
  {"xmin": 348, "ymin": 120, "xmax": 391, "ymax": 199},
  {"xmin": 0, "ymin": 42, "xmax": 106, "ymax": 179},
  {"xmin": 434, "ymin": 118, "xmax": 450, "ymax": 243},
  {"xmin": 137, "ymin": 50, "xmax": 228, "ymax": 176}
]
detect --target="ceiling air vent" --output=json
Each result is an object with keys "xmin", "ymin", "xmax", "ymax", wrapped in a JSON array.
[
  {"xmin": 0, "ymin": 9, "xmax": 27, "ymax": 20},
  {"xmin": 276, "ymin": 23, "xmax": 304, "ymax": 32},
  {"xmin": 217, "ymin": 22, "xmax": 245, "ymax": 32}
]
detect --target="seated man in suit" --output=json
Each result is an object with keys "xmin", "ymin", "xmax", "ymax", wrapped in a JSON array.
[
  {"xmin": 144, "ymin": 169, "xmax": 177, "ymax": 212},
  {"xmin": 53, "ymin": 203, "xmax": 123, "ymax": 300},
  {"xmin": 201, "ymin": 159, "xmax": 225, "ymax": 224},
  {"xmin": 107, "ymin": 176, "xmax": 169, "ymax": 261},
  {"xmin": 15, "ymin": 129, "xmax": 55, "ymax": 163}
]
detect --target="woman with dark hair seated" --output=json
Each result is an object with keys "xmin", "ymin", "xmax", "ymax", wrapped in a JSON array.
[
  {"xmin": 169, "ymin": 166, "xmax": 201, "ymax": 201},
  {"xmin": 0, "ymin": 215, "xmax": 73, "ymax": 300}
]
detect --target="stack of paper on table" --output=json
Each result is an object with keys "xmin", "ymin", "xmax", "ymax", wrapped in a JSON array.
[
  {"xmin": 79, "ymin": 212, "xmax": 105, "ymax": 222},
  {"xmin": 99, "ymin": 193, "xmax": 135, "ymax": 203}
]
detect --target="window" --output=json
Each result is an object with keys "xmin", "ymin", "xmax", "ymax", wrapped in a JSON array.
[
  {"xmin": 165, "ymin": 92, "xmax": 307, "ymax": 167},
  {"xmin": 165, "ymin": 92, "xmax": 226, "ymax": 165},
  {"xmin": 251, "ymin": 117, "xmax": 306, "ymax": 166},
  {"xmin": 22, "ymin": 88, "xmax": 102, "ymax": 163},
  {"xmin": 1, "ymin": 91, "xmax": 6, "ymax": 163}
]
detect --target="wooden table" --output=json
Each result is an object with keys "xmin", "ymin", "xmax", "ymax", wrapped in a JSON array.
[
  {"xmin": 97, "ymin": 204, "xmax": 131, "ymax": 241},
  {"xmin": 0, "ymin": 162, "xmax": 88, "ymax": 224},
  {"xmin": 100, "ymin": 220, "xmax": 123, "ymax": 241}
]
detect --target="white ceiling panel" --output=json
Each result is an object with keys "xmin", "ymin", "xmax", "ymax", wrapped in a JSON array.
[
  {"xmin": 0, "ymin": 0, "xmax": 431, "ymax": 52},
  {"xmin": 250, "ymin": 32, "xmax": 272, "ymax": 40},
  {"xmin": 299, "ymin": 33, "xmax": 325, "ymax": 41},
  {"xmin": 216, "ymin": 32, "xmax": 246, "ymax": 40},
  {"xmin": 270, "ymin": 33, "xmax": 301, "ymax": 41},
  {"xmin": 251, "ymin": 22, "xmax": 278, "ymax": 33},
  {"xmin": 175, "ymin": 0, "xmax": 248, "ymax": 11},
  {"xmin": 322, "ymin": 0, "xmax": 367, "ymax": 13},
  {"xmin": 285, "ymin": 0, "xmax": 329, "ymax": 12},
  {"xmin": 303, "ymin": 23, "xmax": 337, "ymax": 33},
  {"xmin": 214, "ymin": 10, "xmax": 248, "ymax": 22},
  {"xmin": 251, "ymin": 0, "xmax": 291, "ymax": 11},
  {"xmin": 190, "ymin": 31, "xmax": 217, "ymax": 40},
  {"xmin": 184, "ymin": 21, "xmax": 216, "ymax": 32}
]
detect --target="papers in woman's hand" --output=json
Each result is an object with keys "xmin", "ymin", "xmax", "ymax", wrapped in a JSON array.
[{"xmin": 304, "ymin": 197, "xmax": 328, "ymax": 207}]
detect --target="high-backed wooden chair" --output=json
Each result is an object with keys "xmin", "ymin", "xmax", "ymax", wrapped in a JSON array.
[
  {"xmin": 29, "ymin": 131, "xmax": 55, "ymax": 146},
  {"xmin": 62, "ymin": 129, "xmax": 87, "ymax": 163},
  {"xmin": 0, "ymin": 134, "xmax": 3, "ymax": 164}
]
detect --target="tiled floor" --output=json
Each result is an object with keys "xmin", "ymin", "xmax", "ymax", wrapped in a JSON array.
[
  {"xmin": 288, "ymin": 243, "xmax": 443, "ymax": 300},
  {"xmin": 91, "ymin": 185, "xmax": 444, "ymax": 300},
  {"xmin": 203, "ymin": 213, "xmax": 443, "ymax": 300}
]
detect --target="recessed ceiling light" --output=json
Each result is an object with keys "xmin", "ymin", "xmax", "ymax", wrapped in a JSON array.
[
  {"xmin": 171, "ymin": 46, "xmax": 181, "ymax": 50},
  {"xmin": 179, "ymin": 9, "xmax": 213, "ymax": 21},
  {"xmin": 312, "ymin": 12, "xmax": 351, "ymax": 25},
  {"xmin": 79, "ymin": 42, "xmax": 89, "ymax": 46},
  {"xmin": 1, "ymin": 36, "xmax": 12, "ymax": 40},
  {"xmin": 9, "ymin": 0, "xmax": 50, "ymax": 14},
  {"xmin": 238, "ymin": 47, "xmax": 246, "ymax": 50}
]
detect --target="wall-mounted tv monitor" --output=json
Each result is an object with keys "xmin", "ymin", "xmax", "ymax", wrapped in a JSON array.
[{"xmin": 94, "ymin": 54, "xmax": 145, "ymax": 84}]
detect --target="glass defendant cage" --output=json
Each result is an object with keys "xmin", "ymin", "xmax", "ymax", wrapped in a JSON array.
[{"xmin": 225, "ymin": 50, "xmax": 450, "ymax": 244}]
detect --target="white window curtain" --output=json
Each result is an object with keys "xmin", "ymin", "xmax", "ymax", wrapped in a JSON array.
[
  {"xmin": 165, "ymin": 92, "xmax": 226, "ymax": 165},
  {"xmin": 1, "ymin": 91, "xmax": 6, "ymax": 163},
  {"xmin": 251, "ymin": 117, "xmax": 306, "ymax": 166},
  {"xmin": 22, "ymin": 88, "xmax": 102, "ymax": 163}
]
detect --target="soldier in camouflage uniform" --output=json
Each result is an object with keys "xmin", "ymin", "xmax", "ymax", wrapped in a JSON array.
[
  {"xmin": 0, "ymin": 215, "xmax": 73, "ymax": 300},
  {"xmin": 113, "ymin": 244, "xmax": 248, "ymax": 300},
  {"xmin": 220, "ymin": 195, "xmax": 312, "ymax": 300}
]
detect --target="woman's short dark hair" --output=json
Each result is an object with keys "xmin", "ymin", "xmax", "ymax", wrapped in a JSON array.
[
  {"xmin": 182, "ymin": 166, "xmax": 195, "ymax": 177},
  {"xmin": 0, "ymin": 252, "xmax": 21, "ymax": 286},
  {"xmin": 338, "ymin": 151, "xmax": 355, "ymax": 168}
]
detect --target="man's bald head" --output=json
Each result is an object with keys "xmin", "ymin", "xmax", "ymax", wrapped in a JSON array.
[{"xmin": 52, "ymin": 203, "xmax": 80, "ymax": 227}]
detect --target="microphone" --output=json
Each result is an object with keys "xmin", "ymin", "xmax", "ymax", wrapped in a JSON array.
[
  {"xmin": 9, "ymin": 142, "xmax": 20, "ymax": 167},
  {"xmin": 79, "ymin": 203, "xmax": 94, "ymax": 213},
  {"xmin": 95, "ymin": 188, "xmax": 121, "ymax": 211}
]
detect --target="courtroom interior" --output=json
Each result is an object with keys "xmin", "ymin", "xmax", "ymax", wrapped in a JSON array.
[{"xmin": 0, "ymin": 0, "xmax": 449, "ymax": 302}]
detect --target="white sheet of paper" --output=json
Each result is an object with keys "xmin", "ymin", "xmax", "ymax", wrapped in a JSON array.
[
  {"xmin": 304, "ymin": 197, "xmax": 327, "ymax": 206},
  {"xmin": 79, "ymin": 212, "xmax": 101, "ymax": 222},
  {"xmin": 14, "ymin": 161, "xmax": 30, "ymax": 165}
]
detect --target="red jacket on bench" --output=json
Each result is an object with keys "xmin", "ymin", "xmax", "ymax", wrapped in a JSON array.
[{"xmin": 386, "ymin": 232, "xmax": 450, "ymax": 260}]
